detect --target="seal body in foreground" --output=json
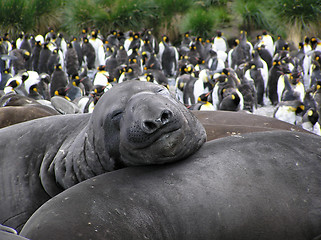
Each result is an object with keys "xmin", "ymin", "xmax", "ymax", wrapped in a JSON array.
[
  {"xmin": 20, "ymin": 131, "xmax": 321, "ymax": 240},
  {"xmin": 0, "ymin": 80, "xmax": 206, "ymax": 231}
]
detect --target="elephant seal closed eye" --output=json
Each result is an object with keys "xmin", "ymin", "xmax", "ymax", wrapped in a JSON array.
[{"xmin": 0, "ymin": 80, "xmax": 206, "ymax": 231}]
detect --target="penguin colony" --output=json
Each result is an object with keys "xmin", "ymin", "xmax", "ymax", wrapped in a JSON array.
[{"xmin": 0, "ymin": 28, "xmax": 321, "ymax": 135}]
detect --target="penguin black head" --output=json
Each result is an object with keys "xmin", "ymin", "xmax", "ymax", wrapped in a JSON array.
[
  {"xmin": 282, "ymin": 43, "xmax": 290, "ymax": 51},
  {"xmin": 21, "ymin": 71, "xmax": 29, "ymax": 82},
  {"xmin": 216, "ymin": 30, "xmax": 222, "ymax": 37},
  {"xmin": 43, "ymin": 42, "xmax": 49, "ymax": 49},
  {"xmin": 82, "ymin": 27, "xmax": 88, "ymax": 35},
  {"xmin": 97, "ymin": 65, "xmax": 106, "ymax": 71},
  {"xmin": 145, "ymin": 72, "xmax": 154, "ymax": 82},
  {"xmin": 18, "ymin": 31, "xmax": 24, "ymax": 39},
  {"xmin": 51, "ymin": 33, "xmax": 57, "ymax": 41},
  {"xmin": 162, "ymin": 35, "xmax": 169, "ymax": 43},
  {"xmin": 233, "ymin": 39, "xmax": 239, "ymax": 47},
  {"xmin": 67, "ymin": 42, "xmax": 73, "ymax": 48},
  {"xmin": 126, "ymin": 66, "xmax": 133, "ymax": 73},
  {"xmin": 198, "ymin": 92, "xmax": 211, "ymax": 102},
  {"xmin": 3, "ymin": 68, "xmax": 11, "ymax": 75},
  {"xmin": 222, "ymin": 68, "xmax": 230, "ymax": 76},
  {"xmin": 314, "ymin": 53, "xmax": 321, "ymax": 65},
  {"xmin": 29, "ymin": 84, "xmax": 39, "ymax": 94},
  {"xmin": 189, "ymin": 42, "xmax": 197, "ymax": 50},
  {"xmin": 55, "ymin": 87, "xmax": 68, "ymax": 98},
  {"xmin": 71, "ymin": 74, "xmax": 81, "ymax": 86},
  {"xmin": 134, "ymin": 32, "xmax": 140, "ymax": 39},
  {"xmin": 4, "ymin": 33, "xmax": 9, "ymax": 41},
  {"xmin": 8, "ymin": 79, "xmax": 20, "ymax": 88},
  {"xmin": 11, "ymin": 40, "xmax": 16, "ymax": 49},
  {"xmin": 40, "ymin": 73, "xmax": 51, "ymax": 84},
  {"xmin": 91, "ymin": 30, "xmax": 98, "ymax": 39},
  {"xmin": 304, "ymin": 36, "xmax": 310, "ymax": 45},
  {"xmin": 55, "ymin": 64, "xmax": 63, "ymax": 71},
  {"xmin": 83, "ymin": 37, "xmax": 89, "ymax": 43},
  {"xmin": 196, "ymin": 37, "xmax": 202, "ymax": 43},
  {"xmin": 306, "ymin": 109, "xmax": 319, "ymax": 126},
  {"xmin": 290, "ymin": 71, "xmax": 302, "ymax": 85},
  {"xmin": 23, "ymin": 50, "xmax": 31, "ymax": 60},
  {"xmin": 184, "ymin": 64, "xmax": 194, "ymax": 74}
]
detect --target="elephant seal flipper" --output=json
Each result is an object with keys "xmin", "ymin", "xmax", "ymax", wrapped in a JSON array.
[{"xmin": 21, "ymin": 131, "xmax": 321, "ymax": 240}]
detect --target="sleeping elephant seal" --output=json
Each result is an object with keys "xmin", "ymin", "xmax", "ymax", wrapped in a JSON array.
[
  {"xmin": 0, "ymin": 80, "xmax": 206, "ymax": 231},
  {"xmin": 20, "ymin": 131, "xmax": 321, "ymax": 240}
]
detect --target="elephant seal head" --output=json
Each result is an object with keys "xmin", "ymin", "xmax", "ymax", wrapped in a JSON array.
[{"xmin": 90, "ymin": 80, "xmax": 206, "ymax": 167}]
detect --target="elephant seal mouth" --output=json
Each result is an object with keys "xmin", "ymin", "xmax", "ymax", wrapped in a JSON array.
[{"xmin": 126, "ymin": 116, "xmax": 182, "ymax": 150}]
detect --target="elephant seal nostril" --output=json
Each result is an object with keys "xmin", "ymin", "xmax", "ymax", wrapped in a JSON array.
[
  {"xmin": 160, "ymin": 110, "xmax": 172, "ymax": 124},
  {"xmin": 142, "ymin": 121, "xmax": 158, "ymax": 133}
]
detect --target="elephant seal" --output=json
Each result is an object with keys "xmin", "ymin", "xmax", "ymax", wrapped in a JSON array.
[
  {"xmin": 0, "ymin": 104, "xmax": 59, "ymax": 128},
  {"xmin": 191, "ymin": 110, "xmax": 311, "ymax": 141},
  {"xmin": 0, "ymin": 80, "xmax": 206, "ymax": 231},
  {"xmin": 20, "ymin": 131, "xmax": 321, "ymax": 240}
]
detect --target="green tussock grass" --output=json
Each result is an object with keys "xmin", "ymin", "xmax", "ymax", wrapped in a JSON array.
[{"xmin": 0, "ymin": 0, "xmax": 320, "ymax": 43}]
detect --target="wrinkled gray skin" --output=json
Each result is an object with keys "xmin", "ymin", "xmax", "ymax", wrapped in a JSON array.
[
  {"xmin": 0, "ymin": 80, "xmax": 206, "ymax": 231},
  {"xmin": 21, "ymin": 131, "xmax": 321, "ymax": 240}
]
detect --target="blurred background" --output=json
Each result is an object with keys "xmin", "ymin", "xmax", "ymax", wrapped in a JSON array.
[{"xmin": 0, "ymin": 0, "xmax": 320, "ymax": 44}]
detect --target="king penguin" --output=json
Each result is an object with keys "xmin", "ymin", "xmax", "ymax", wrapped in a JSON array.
[
  {"xmin": 31, "ymin": 40, "xmax": 42, "ymax": 73},
  {"xmin": 47, "ymin": 48, "xmax": 60, "ymax": 75},
  {"xmin": 212, "ymin": 30, "xmax": 228, "ymax": 53},
  {"xmin": 81, "ymin": 37, "xmax": 96, "ymax": 70},
  {"xmin": 50, "ymin": 64, "xmax": 68, "ymax": 98},
  {"xmin": 261, "ymin": 30, "xmax": 274, "ymax": 57},
  {"xmin": 159, "ymin": 35, "xmax": 179, "ymax": 78},
  {"xmin": 300, "ymin": 108, "xmax": 321, "ymax": 135},
  {"xmin": 71, "ymin": 36, "xmax": 83, "ymax": 69},
  {"xmin": 0, "ymin": 68, "xmax": 12, "ymax": 90},
  {"xmin": 65, "ymin": 42, "xmax": 79, "ymax": 77},
  {"xmin": 38, "ymin": 42, "xmax": 52, "ymax": 74},
  {"xmin": 89, "ymin": 29, "xmax": 105, "ymax": 68},
  {"xmin": 19, "ymin": 33, "xmax": 32, "ymax": 70},
  {"xmin": 219, "ymin": 87, "xmax": 244, "ymax": 111},
  {"xmin": 273, "ymin": 100, "xmax": 305, "ymax": 125}
]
